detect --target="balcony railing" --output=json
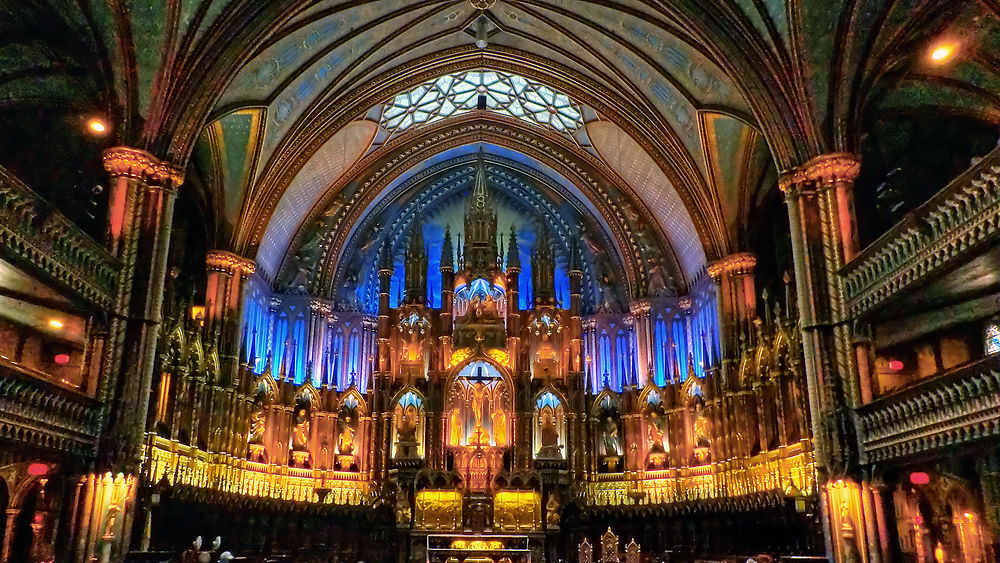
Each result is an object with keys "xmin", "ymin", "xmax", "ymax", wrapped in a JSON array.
[
  {"xmin": 0, "ymin": 356, "xmax": 99, "ymax": 457},
  {"xmin": 856, "ymin": 355, "xmax": 1000, "ymax": 463},
  {"xmin": 842, "ymin": 146, "xmax": 1000, "ymax": 318},
  {"xmin": 0, "ymin": 166, "xmax": 117, "ymax": 307}
]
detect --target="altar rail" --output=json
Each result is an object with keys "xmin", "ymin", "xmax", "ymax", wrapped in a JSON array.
[
  {"xmin": 0, "ymin": 166, "xmax": 117, "ymax": 307},
  {"xmin": 842, "ymin": 146, "xmax": 1000, "ymax": 318},
  {"xmin": 582, "ymin": 442, "xmax": 814, "ymax": 507},
  {"xmin": 856, "ymin": 356, "xmax": 1000, "ymax": 463},
  {"xmin": 0, "ymin": 356, "xmax": 98, "ymax": 457},
  {"xmin": 145, "ymin": 435, "xmax": 372, "ymax": 505}
]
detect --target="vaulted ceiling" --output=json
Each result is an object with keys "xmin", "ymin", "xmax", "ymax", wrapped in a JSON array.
[{"xmin": 1, "ymin": 0, "xmax": 998, "ymax": 299}]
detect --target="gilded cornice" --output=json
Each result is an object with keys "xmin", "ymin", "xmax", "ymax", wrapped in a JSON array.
[
  {"xmin": 205, "ymin": 250, "xmax": 255, "ymax": 277},
  {"xmin": 778, "ymin": 153, "xmax": 859, "ymax": 195},
  {"xmin": 102, "ymin": 147, "xmax": 185, "ymax": 189},
  {"xmin": 706, "ymin": 253, "xmax": 756, "ymax": 280}
]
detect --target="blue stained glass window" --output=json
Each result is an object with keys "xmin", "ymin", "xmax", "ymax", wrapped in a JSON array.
[
  {"xmin": 673, "ymin": 317, "xmax": 688, "ymax": 382},
  {"xmin": 654, "ymin": 315, "xmax": 669, "ymax": 386},
  {"xmin": 598, "ymin": 332, "xmax": 614, "ymax": 390},
  {"xmin": 291, "ymin": 315, "xmax": 307, "ymax": 383}
]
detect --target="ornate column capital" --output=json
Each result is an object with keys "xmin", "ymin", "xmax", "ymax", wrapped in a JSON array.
[
  {"xmin": 707, "ymin": 253, "xmax": 757, "ymax": 281},
  {"xmin": 778, "ymin": 153, "xmax": 860, "ymax": 194},
  {"xmin": 102, "ymin": 147, "xmax": 184, "ymax": 189},
  {"xmin": 205, "ymin": 250, "xmax": 256, "ymax": 277}
]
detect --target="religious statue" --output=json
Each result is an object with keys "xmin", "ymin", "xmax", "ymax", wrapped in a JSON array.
[
  {"xmin": 449, "ymin": 409, "xmax": 463, "ymax": 446},
  {"xmin": 601, "ymin": 416, "xmax": 621, "ymax": 456},
  {"xmin": 248, "ymin": 399, "xmax": 266, "ymax": 445},
  {"xmin": 395, "ymin": 405, "xmax": 419, "ymax": 458},
  {"xmin": 292, "ymin": 407, "xmax": 310, "ymax": 451},
  {"xmin": 491, "ymin": 408, "xmax": 507, "ymax": 447},
  {"xmin": 468, "ymin": 383, "xmax": 492, "ymax": 446},
  {"xmin": 545, "ymin": 492, "xmax": 560, "ymax": 527},
  {"xmin": 394, "ymin": 490, "xmax": 412, "ymax": 526},
  {"xmin": 538, "ymin": 409, "xmax": 561, "ymax": 458},
  {"xmin": 338, "ymin": 415, "xmax": 356, "ymax": 455},
  {"xmin": 647, "ymin": 411, "xmax": 666, "ymax": 454}
]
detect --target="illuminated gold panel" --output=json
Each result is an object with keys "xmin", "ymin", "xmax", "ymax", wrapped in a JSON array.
[
  {"xmin": 144, "ymin": 436, "xmax": 369, "ymax": 505},
  {"xmin": 494, "ymin": 491, "xmax": 540, "ymax": 532},
  {"xmin": 415, "ymin": 490, "xmax": 463, "ymax": 531},
  {"xmin": 585, "ymin": 441, "xmax": 815, "ymax": 507}
]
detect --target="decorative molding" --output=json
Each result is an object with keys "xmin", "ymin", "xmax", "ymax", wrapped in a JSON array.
[
  {"xmin": 857, "ymin": 356, "xmax": 1000, "ymax": 463},
  {"xmin": 842, "ymin": 148, "xmax": 1000, "ymax": 317},
  {"xmin": 206, "ymin": 250, "xmax": 256, "ymax": 277},
  {"xmin": 102, "ymin": 147, "xmax": 185, "ymax": 189},
  {"xmin": 707, "ymin": 253, "xmax": 756, "ymax": 280},
  {"xmin": 778, "ymin": 153, "xmax": 860, "ymax": 194},
  {"xmin": 0, "ymin": 166, "xmax": 117, "ymax": 307}
]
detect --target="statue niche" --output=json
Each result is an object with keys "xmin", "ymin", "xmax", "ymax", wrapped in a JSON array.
[
  {"xmin": 534, "ymin": 391, "xmax": 565, "ymax": 460},
  {"xmin": 593, "ymin": 395, "xmax": 624, "ymax": 472},
  {"xmin": 336, "ymin": 394, "xmax": 362, "ymax": 471},
  {"xmin": 642, "ymin": 392, "xmax": 669, "ymax": 469},
  {"xmin": 290, "ymin": 392, "xmax": 312, "ymax": 467},
  {"xmin": 392, "ymin": 391, "xmax": 424, "ymax": 459}
]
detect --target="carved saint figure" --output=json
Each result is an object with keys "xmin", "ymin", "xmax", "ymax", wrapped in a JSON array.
[
  {"xmin": 248, "ymin": 400, "xmax": 266, "ymax": 444},
  {"xmin": 545, "ymin": 492, "xmax": 560, "ymax": 527},
  {"xmin": 292, "ymin": 407, "xmax": 310, "ymax": 451},
  {"xmin": 647, "ymin": 411, "xmax": 666, "ymax": 454},
  {"xmin": 397, "ymin": 405, "xmax": 418, "ymax": 443},
  {"xmin": 449, "ymin": 408, "xmax": 463, "ymax": 446},
  {"xmin": 540, "ymin": 409, "xmax": 559, "ymax": 449},
  {"xmin": 491, "ymin": 408, "xmax": 507, "ymax": 447},
  {"xmin": 601, "ymin": 416, "xmax": 621, "ymax": 456},
  {"xmin": 338, "ymin": 415, "xmax": 356, "ymax": 455}
]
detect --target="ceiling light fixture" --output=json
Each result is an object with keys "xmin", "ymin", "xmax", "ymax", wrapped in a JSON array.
[
  {"xmin": 929, "ymin": 42, "xmax": 956, "ymax": 64},
  {"xmin": 87, "ymin": 118, "xmax": 108, "ymax": 134},
  {"xmin": 48, "ymin": 319, "xmax": 64, "ymax": 329}
]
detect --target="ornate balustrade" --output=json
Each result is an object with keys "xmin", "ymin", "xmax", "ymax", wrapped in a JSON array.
[
  {"xmin": 0, "ymin": 166, "xmax": 117, "ymax": 307},
  {"xmin": 857, "ymin": 356, "xmax": 1000, "ymax": 463},
  {"xmin": 842, "ymin": 147, "xmax": 1000, "ymax": 318},
  {"xmin": 0, "ymin": 356, "xmax": 98, "ymax": 457},
  {"xmin": 144, "ymin": 435, "xmax": 372, "ymax": 505},
  {"xmin": 582, "ymin": 441, "xmax": 814, "ymax": 507}
]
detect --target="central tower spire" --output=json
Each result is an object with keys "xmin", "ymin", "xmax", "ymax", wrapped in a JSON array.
[{"xmin": 462, "ymin": 150, "xmax": 499, "ymax": 276}]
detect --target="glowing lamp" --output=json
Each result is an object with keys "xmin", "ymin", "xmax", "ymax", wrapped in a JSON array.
[
  {"xmin": 48, "ymin": 319, "xmax": 64, "ymax": 329},
  {"xmin": 87, "ymin": 118, "xmax": 108, "ymax": 134},
  {"xmin": 888, "ymin": 360, "xmax": 904, "ymax": 371},
  {"xmin": 27, "ymin": 463, "xmax": 49, "ymax": 476},
  {"xmin": 929, "ymin": 42, "xmax": 956, "ymax": 63},
  {"xmin": 910, "ymin": 471, "xmax": 930, "ymax": 485},
  {"xmin": 54, "ymin": 353, "xmax": 70, "ymax": 365}
]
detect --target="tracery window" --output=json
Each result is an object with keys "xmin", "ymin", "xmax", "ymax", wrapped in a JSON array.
[{"xmin": 381, "ymin": 71, "xmax": 584, "ymax": 136}]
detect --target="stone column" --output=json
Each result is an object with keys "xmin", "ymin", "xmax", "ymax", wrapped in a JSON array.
[
  {"xmin": 204, "ymin": 250, "xmax": 255, "ymax": 453},
  {"xmin": 779, "ymin": 153, "xmax": 863, "ymax": 562}
]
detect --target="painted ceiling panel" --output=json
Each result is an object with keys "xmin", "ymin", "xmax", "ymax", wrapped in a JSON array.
[
  {"xmin": 587, "ymin": 121, "xmax": 706, "ymax": 283},
  {"xmin": 256, "ymin": 120, "xmax": 377, "ymax": 278}
]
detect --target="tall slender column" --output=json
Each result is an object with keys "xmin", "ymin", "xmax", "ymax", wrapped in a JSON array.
[{"xmin": 780, "ymin": 153, "xmax": 865, "ymax": 562}]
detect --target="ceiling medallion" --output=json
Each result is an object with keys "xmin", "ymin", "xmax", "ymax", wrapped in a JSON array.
[{"xmin": 470, "ymin": 0, "xmax": 495, "ymax": 9}]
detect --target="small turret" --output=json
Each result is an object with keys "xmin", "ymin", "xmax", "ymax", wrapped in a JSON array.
[
  {"xmin": 532, "ymin": 229, "xmax": 556, "ymax": 305},
  {"xmin": 403, "ymin": 221, "xmax": 428, "ymax": 304},
  {"xmin": 506, "ymin": 225, "xmax": 520, "ymax": 270},
  {"xmin": 440, "ymin": 226, "xmax": 454, "ymax": 271}
]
